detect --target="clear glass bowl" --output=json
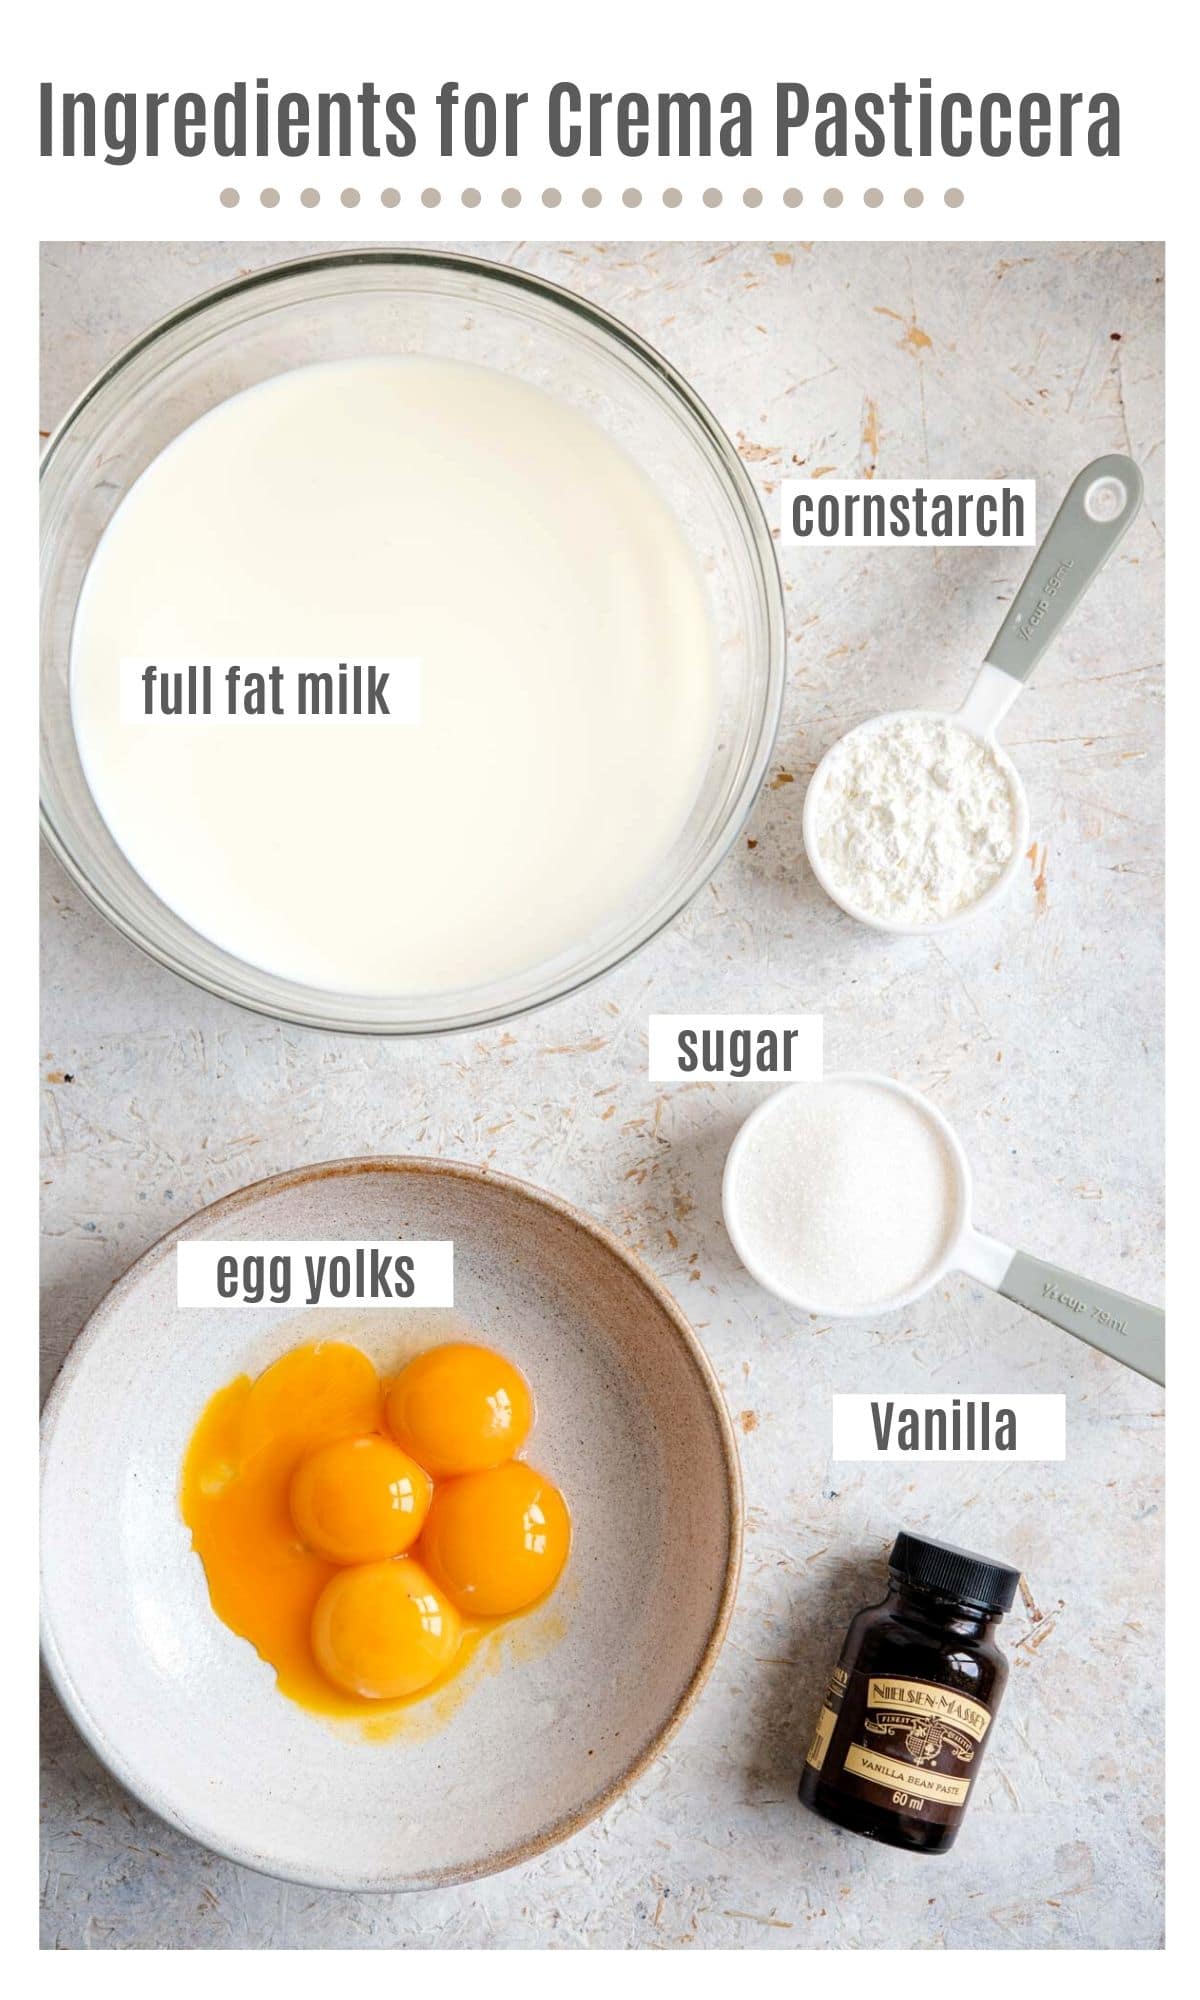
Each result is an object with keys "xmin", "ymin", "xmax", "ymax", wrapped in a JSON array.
[{"xmin": 41, "ymin": 249, "xmax": 785, "ymax": 1035}]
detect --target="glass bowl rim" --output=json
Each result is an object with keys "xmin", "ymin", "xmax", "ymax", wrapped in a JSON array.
[{"xmin": 40, "ymin": 245, "xmax": 787, "ymax": 1037}]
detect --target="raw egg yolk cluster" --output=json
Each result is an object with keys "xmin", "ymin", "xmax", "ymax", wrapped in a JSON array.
[{"xmin": 181, "ymin": 1339, "xmax": 570, "ymax": 1720}]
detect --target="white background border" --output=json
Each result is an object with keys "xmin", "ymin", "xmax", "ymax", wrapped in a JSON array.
[{"xmin": 14, "ymin": 0, "xmax": 1184, "ymax": 1977}]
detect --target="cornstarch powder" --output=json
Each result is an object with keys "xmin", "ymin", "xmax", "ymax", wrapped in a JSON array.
[{"xmin": 814, "ymin": 715, "xmax": 1017, "ymax": 924}]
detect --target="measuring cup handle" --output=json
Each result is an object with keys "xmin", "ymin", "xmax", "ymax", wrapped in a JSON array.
[
  {"xmin": 984, "ymin": 453, "xmax": 1144, "ymax": 685},
  {"xmin": 996, "ymin": 1248, "xmax": 1164, "ymax": 1384}
]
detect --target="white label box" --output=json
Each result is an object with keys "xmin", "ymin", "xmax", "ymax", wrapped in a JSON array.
[
  {"xmin": 119, "ymin": 657, "xmax": 421, "ymax": 725},
  {"xmin": 832, "ymin": 1393, "xmax": 1066, "ymax": 1461},
  {"xmin": 781, "ymin": 479, "xmax": 1037, "ymax": 547},
  {"xmin": 177, "ymin": 1239, "xmax": 454, "ymax": 1309},
  {"xmin": 648, "ymin": 1014, "xmax": 822, "ymax": 1082}
]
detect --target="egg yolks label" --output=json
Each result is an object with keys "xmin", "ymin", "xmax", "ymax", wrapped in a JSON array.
[{"xmin": 177, "ymin": 1241, "xmax": 454, "ymax": 1308}]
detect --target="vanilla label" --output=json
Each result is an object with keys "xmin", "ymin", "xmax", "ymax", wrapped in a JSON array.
[
  {"xmin": 843, "ymin": 1744, "xmax": 971, "ymax": 1807},
  {"xmin": 866, "ymin": 1677, "xmax": 991, "ymax": 1744},
  {"xmin": 813, "ymin": 1668, "xmax": 996, "ymax": 1828},
  {"xmin": 832, "ymin": 1392, "xmax": 1066, "ymax": 1460}
]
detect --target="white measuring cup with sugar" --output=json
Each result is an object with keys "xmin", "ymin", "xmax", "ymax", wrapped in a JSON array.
[
  {"xmin": 722, "ymin": 1074, "xmax": 1164, "ymax": 1384},
  {"xmin": 802, "ymin": 454, "xmax": 1145, "ymax": 932}
]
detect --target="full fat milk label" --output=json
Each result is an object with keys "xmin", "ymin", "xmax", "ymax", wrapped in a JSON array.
[
  {"xmin": 177, "ymin": 1240, "xmax": 454, "ymax": 1308},
  {"xmin": 120, "ymin": 657, "xmax": 421, "ymax": 725},
  {"xmin": 648, "ymin": 1014, "xmax": 822, "ymax": 1082}
]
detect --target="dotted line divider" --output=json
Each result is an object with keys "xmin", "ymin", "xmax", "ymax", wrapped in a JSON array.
[{"xmin": 221, "ymin": 185, "xmax": 965, "ymax": 211}]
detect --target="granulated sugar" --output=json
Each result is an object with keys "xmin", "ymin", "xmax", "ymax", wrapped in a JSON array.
[
  {"xmin": 728, "ymin": 1079, "xmax": 959, "ymax": 1311},
  {"xmin": 813, "ymin": 715, "xmax": 1017, "ymax": 925}
]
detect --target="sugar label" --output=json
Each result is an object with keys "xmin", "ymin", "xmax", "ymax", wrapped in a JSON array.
[{"xmin": 648, "ymin": 1014, "xmax": 822, "ymax": 1082}]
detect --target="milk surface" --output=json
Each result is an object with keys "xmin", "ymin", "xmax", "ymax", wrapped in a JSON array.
[{"xmin": 70, "ymin": 357, "xmax": 716, "ymax": 995}]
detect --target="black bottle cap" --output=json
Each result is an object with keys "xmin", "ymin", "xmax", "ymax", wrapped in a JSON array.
[{"xmin": 888, "ymin": 1530, "xmax": 1021, "ymax": 1614}]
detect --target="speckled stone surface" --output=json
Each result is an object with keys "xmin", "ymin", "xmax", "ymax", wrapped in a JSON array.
[{"xmin": 40, "ymin": 240, "xmax": 1164, "ymax": 1951}]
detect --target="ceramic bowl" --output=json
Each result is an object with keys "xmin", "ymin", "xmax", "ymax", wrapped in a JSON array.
[{"xmin": 41, "ymin": 1158, "xmax": 742, "ymax": 1891}]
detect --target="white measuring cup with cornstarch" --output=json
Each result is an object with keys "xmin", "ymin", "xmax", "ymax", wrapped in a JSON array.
[
  {"xmin": 803, "ymin": 454, "xmax": 1144, "ymax": 933},
  {"xmin": 722, "ymin": 1074, "xmax": 1164, "ymax": 1384}
]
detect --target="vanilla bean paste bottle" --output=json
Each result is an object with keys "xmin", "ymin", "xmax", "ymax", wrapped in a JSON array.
[{"xmin": 799, "ymin": 1531, "xmax": 1020, "ymax": 1854}]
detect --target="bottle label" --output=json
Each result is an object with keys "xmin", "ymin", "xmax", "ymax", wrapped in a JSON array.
[
  {"xmin": 804, "ymin": 1662, "xmax": 848, "ymax": 1773},
  {"xmin": 821, "ymin": 1670, "xmax": 993, "ymax": 1825}
]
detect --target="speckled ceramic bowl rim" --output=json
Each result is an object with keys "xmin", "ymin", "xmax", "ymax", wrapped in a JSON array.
[{"xmin": 40, "ymin": 1155, "xmax": 744, "ymax": 1892}]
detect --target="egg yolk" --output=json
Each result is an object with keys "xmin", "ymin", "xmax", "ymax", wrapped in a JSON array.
[
  {"xmin": 311, "ymin": 1558, "xmax": 462, "ymax": 1700},
  {"xmin": 239, "ymin": 1338, "xmax": 383, "ymax": 1461},
  {"xmin": 385, "ymin": 1342, "xmax": 533, "ymax": 1477},
  {"xmin": 419, "ymin": 1462, "xmax": 571, "ymax": 1617},
  {"xmin": 182, "ymin": 1336, "xmax": 569, "ymax": 1727},
  {"xmin": 290, "ymin": 1435, "xmax": 432, "ymax": 1564},
  {"xmin": 180, "ymin": 1342, "xmax": 390, "ymax": 1719}
]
